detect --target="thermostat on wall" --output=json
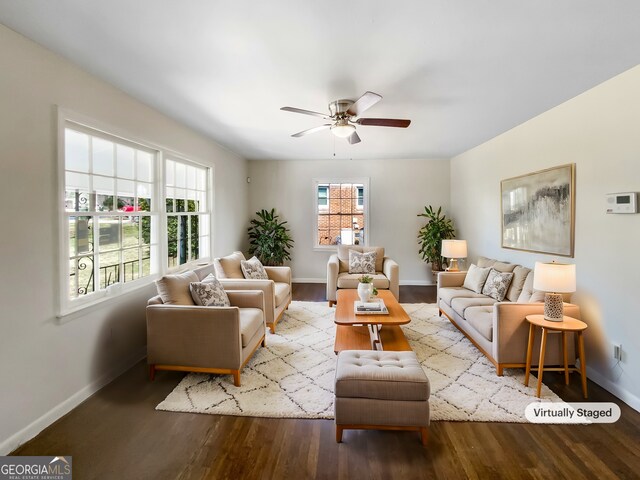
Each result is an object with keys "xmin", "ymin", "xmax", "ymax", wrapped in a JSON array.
[{"xmin": 606, "ymin": 192, "xmax": 637, "ymax": 214}]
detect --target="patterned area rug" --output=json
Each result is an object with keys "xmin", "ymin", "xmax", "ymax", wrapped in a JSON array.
[{"xmin": 156, "ymin": 302, "xmax": 561, "ymax": 422}]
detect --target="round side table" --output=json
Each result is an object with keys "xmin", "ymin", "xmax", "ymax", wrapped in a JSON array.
[{"xmin": 524, "ymin": 314, "xmax": 588, "ymax": 398}]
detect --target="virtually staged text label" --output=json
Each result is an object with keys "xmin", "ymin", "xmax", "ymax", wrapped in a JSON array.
[{"xmin": 525, "ymin": 402, "xmax": 621, "ymax": 424}]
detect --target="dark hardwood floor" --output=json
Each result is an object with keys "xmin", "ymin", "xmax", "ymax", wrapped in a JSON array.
[{"xmin": 12, "ymin": 284, "xmax": 640, "ymax": 479}]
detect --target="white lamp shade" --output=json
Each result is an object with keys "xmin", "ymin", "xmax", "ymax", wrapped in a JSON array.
[
  {"xmin": 533, "ymin": 262, "xmax": 576, "ymax": 293},
  {"xmin": 441, "ymin": 240, "xmax": 468, "ymax": 259}
]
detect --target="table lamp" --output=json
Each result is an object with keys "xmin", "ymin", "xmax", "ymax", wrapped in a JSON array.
[
  {"xmin": 441, "ymin": 240, "xmax": 467, "ymax": 272},
  {"xmin": 533, "ymin": 261, "xmax": 576, "ymax": 321}
]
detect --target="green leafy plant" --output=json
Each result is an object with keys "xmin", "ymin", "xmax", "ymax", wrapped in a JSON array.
[
  {"xmin": 247, "ymin": 208, "xmax": 294, "ymax": 266},
  {"xmin": 417, "ymin": 205, "xmax": 455, "ymax": 272},
  {"xmin": 359, "ymin": 275, "xmax": 373, "ymax": 283},
  {"xmin": 371, "ymin": 287, "xmax": 378, "ymax": 296}
]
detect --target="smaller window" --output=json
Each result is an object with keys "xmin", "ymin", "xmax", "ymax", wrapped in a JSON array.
[
  {"xmin": 318, "ymin": 186, "xmax": 328, "ymax": 207},
  {"xmin": 357, "ymin": 187, "xmax": 364, "ymax": 207}
]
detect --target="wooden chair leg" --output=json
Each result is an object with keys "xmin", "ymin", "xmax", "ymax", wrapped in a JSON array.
[
  {"xmin": 262, "ymin": 336, "xmax": 267, "ymax": 347},
  {"xmin": 420, "ymin": 427, "xmax": 429, "ymax": 445},
  {"xmin": 329, "ymin": 301, "xmax": 336, "ymax": 307},
  {"xmin": 496, "ymin": 365, "xmax": 504, "ymax": 376},
  {"xmin": 149, "ymin": 365, "xmax": 156, "ymax": 381},
  {"xmin": 233, "ymin": 371, "xmax": 241, "ymax": 387},
  {"xmin": 336, "ymin": 426, "xmax": 343, "ymax": 443}
]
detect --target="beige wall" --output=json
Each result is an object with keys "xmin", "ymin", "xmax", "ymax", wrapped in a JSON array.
[
  {"xmin": 450, "ymin": 65, "xmax": 640, "ymax": 410},
  {"xmin": 0, "ymin": 25, "xmax": 248, "ymax": 452},
  {"xmin": 248, "ymin": 158, "xmax": 451, "ymax": 284}
]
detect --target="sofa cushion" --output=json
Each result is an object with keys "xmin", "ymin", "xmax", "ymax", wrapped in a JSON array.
[
  {"xmin": 463, "ymin": 264, "xmax": 491, "ymax": 293},
  {"xmin": 217, "ymin": 251, "xmax": 246, "ymax": 279},
  {"xmin": 465, "ymin": 306, "xmax": 494, "ymax": 342},
  {"xmin": 492, "ymin": 261, "xmax": 517, "ymax": 273},
  {"xmin": 451, "ymin": 297, "xmax": 496, "ymax": 318},
  {"xmin": 348, "ymin": 250, "xmax": 377, "ymax": 274},
  {"xmin": 155, "ymin": 270, "xmax": 199, "ymax": 305},
  {"xmin": 506, "ymin": 266, "xmax": 531, "ymax": 302},
  {"xmin": 338, "ymin": 245, "xmax": 384, "ymax": 273},
  {"xmin": 337, "ymin": 273, "xmax": 390, "ymax": 289},
  {"xmin": 241, "ymin": 256, "xmax": 269, "ymax": 279},
  {"xmin": 517, "ymin": 272, "xmax": 535, "ymax": 302},
  {"xmin": 239, "ymin": 308, "xmax": 264, "ymax": 347},
  {"xmin": 477, "ymin": 257, "xmax": 496, "ymax": 268},
  {"xmin": 189, "ymin": 274, "xmax": 230, "ymax": 307},
  {"xmin": 438, "ymin": 287, "xmax": 488, "ymax": 307},
  {"xmin": 274, "ymin": 282, "xmax": 291, "ymax": 306},
  {"xmin": 482, "ymin": 269, "xmax": 514, "ymax": 301}
]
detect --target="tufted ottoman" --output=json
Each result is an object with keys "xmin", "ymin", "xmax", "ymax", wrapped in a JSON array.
[{"xmin": 334, "ymin": 350, "xmax": 430, "ymax": 444}]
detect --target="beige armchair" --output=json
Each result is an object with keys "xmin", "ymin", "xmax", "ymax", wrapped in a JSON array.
[
  {"xmin": 327, "ymin": 245, "xmax": 399, "ymax": 306},
  {"xmin": 213, "ymin": 251, "xmax": 292, "ymax": 333},
  {"xmin": 147, "ymin": 289, "xmax": 266, "ymax": 387}
]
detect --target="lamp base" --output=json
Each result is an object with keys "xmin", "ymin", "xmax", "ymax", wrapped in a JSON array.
[
  {"xmin": 446, "ymin": 258, "xmax": 460, "ymax": 272},
  {"xmin": 543, "ymin": 293, "xmax": 564, "ymax": 322}
]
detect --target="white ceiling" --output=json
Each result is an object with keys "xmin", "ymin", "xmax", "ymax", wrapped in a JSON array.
[{"xmin": 1, "ymin": 1, "xmax": 640, "ymax": 160}]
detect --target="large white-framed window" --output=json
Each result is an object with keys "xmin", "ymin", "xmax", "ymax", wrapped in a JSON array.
[
  {"xmin": 58, "ymin": 113, "xmax": 213, "ymax": 316},
  {"xmin": 164, "ymin": 157, "xmax": 211, "ymax": 269},
  {"xmin": 313, "ymin": 178, "xmax": 369, "ymax": 249}
]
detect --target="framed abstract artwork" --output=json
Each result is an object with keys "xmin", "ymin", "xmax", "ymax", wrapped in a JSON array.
[{"xmin": 501, "ymin": 164, "xmax": 575, "ymax": 257}]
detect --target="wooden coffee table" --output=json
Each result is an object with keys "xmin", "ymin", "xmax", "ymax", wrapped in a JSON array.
[{"xmin": 333, "ymin": 289, "xmax": 412, "ymax": 353}]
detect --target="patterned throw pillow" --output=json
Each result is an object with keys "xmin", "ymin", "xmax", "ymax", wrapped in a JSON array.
[
  {"xmin": 348, "ymin": 250, "xmax": 376, "ymax": 274},
  {"xmin": 189, "ymin": 274, "xmax": 230, "ymax": 307},
  {"xmin": 481, "ymin": 268, "xmax": 514, "ymax": 302},
  {"xmin": 241, "ymin": 256, "xmax": 269, "ymax": 279}
]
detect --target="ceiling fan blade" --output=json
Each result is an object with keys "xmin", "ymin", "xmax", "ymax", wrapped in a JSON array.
[
  {"xmin": 346, "ymin": 91, "xmax": 382, "ymax": 117},
  {"xmin": 281, "ymin": 106, "xmax": 330, "ymax": 120},
  {"xmin": 291, "ymin": 124, "xmax": 332, "ymax": 137},
  {"xmin": 347, "ymin": 131, "xmax": 361, "ymax": 144},
  {"xmin": 356, "ymin": 118, "xmax": 411, "ymax": 128}
]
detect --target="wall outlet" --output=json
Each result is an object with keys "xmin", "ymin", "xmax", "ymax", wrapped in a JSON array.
[{"xmin": 613, "ymin": 344, "xmax": 622, "ymax": 361}]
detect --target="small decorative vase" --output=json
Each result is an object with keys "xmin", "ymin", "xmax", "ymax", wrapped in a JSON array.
[{"xmin": 358, "ymin": 282, "xmax": 373, "ymax": 303}]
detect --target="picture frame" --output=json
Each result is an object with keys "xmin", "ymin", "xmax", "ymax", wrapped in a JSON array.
[{"xmin": 501, "ymin": 164, "xmax": 575, "ymax": 257}]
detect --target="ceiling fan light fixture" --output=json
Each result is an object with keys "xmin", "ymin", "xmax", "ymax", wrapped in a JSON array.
[{"xmin": 331, "ymin": 122, "xmax": 356, "ymax": 138}]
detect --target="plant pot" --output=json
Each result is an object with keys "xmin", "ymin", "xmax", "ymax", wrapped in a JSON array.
[{"xmin": 357, "ymin": 282, "xmax": 373, "ymax": 303}]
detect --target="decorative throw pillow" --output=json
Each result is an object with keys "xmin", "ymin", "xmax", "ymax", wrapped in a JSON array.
[
  {"xmin": 190, "ymin": 274, "xmax": 230, "ymax": 307},
  {"xmin": 482, "ymin": 268, "xmax": 515, "ymax": 301},
  {"xmin": 462, "ymin": 264, "xmax": 491, "ymax": 294},
  {"xmin": 348, "ymin": 250, "xmax": 376, "ymax": 274},
  {"xmin": 155, "ymin": 270, "xmax": 199, "ymax": 305},
  {"xmin": 241, "ymin": 256, "xmax": 269, "ymax": 279}
]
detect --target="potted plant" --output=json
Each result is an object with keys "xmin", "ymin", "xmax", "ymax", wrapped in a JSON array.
[
  {"xmin": 247, "ymin": 208, "xmax": 294, "ymax": 266},
  {"xmin": 417, "ymin": 205, "xmax": 456, "ymax": 280},
  {"xmin": 358, "ymin": 275, "xmax": 374, "ymax": 303}
]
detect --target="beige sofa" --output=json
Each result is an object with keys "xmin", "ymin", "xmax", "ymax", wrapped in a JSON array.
[
  {"xmin": 327, "ymin": 245, "xmax": 399, "ymax": 306},
  {"xmin": 213, "ymin": 251, "xmax": 292, "ymax": 333},
  {"xmin": 437, "ymin": 257, "xmax": 580, "ymax": 376},
  {"xmin": 147, "ymin": 263, "xmax": 266, "ymax": 386}
]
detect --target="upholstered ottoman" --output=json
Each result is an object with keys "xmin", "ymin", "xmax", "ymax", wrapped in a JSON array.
[{"xmin": 334, "ymin": 350, "xmax": 430, "ymax": 444}]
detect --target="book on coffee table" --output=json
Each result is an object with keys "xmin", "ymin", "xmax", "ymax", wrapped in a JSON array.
[{"xmin": 354, "ymin": 299, "xmax": 389, "ymax": 315}]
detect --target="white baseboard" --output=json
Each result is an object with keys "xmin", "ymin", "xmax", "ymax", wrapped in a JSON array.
[
  {"xmin": 585, "ymin": 366, "xmax": 640, "ymax": 413},
  {"xmin": 0, "ymin": 347, "xmax": 147, "ymax": 455},
  {"xmin": 292, "ymin": 278, "xmax": 435, "ymax": 286}
]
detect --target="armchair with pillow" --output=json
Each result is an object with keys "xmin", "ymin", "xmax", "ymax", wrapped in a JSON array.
[
  {"xmin": 213, "ymin": 251, "xmax": 292, "ymax": 333},
  {"xmin": 146, "ymin": 264, "xmax": 266, "ymax": 387},
  {"xmin": 327, "ymin": 245, "xmax": 399, "ymax": 306}
]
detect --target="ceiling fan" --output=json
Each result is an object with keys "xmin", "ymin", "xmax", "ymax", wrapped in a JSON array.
[{"xmin": 280, "ymin": 91, "xmax": 411, "ymax": 145}]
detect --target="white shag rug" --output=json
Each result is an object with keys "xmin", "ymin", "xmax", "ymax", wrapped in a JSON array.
[{"xmin": 156, "ymin": 302, "xmax": 561, "ymax": 422}]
